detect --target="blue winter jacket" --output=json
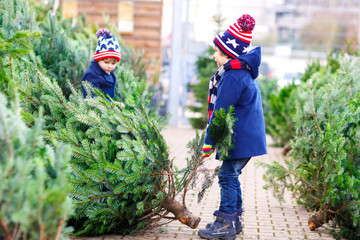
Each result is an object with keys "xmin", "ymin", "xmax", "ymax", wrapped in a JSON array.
[
  {"xmin": 81, "ymin": 60, "xmax": 117, "ymax": 99},
  {"xmin": 204, "ymin": 47, "xmax": 267, "ymax": 160}
]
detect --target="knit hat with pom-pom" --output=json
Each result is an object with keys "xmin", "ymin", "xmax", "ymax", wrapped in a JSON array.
[
  {"xmin": 213, "ymin": 14, "xmax": 255, "ymax": 58},
  {"xmin": 94, "ymin": 29, "xmax": 121, "ymax": 62}
]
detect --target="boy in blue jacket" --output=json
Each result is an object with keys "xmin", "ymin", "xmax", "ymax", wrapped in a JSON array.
[
  {"xmin": 198, "ymin": 14, "xmax": 267, "ymax": 240},
  {"xmin": 82, "ymin": 29, "xmax": 124, "ymax": 108}
]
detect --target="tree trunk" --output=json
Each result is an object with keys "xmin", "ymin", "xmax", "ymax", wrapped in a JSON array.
[
  {"xmin": 308, "ymin": 209, "xmax": 332, "ymax": 230},
  {"xmin": 0, "ymin": 219, "xmax": 13, "ymax": 240},
  {"xmin": 164, "ymin": 197, "xmax": 201, "ymax": 229}
]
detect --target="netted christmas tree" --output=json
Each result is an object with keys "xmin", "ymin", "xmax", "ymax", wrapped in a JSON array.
[{"xmin": 259, "ymin": 56, "xmax": 360, "ymax": 240}]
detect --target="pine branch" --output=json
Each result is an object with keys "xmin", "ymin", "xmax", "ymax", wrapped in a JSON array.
[{"xmin": 180, "ymin": 106, "xmax": 236, "ymax": 206}]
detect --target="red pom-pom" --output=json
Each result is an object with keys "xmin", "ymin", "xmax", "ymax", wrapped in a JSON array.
[
  {"xmin": 237, "ymin": 14, "xmax": 255, "ymax": 32},
  {"xmin": 96, "ymin": 29, "xmax": 112, "ymax": 39}
]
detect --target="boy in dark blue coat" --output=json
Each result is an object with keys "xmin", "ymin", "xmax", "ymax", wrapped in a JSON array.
[
  {"xmin": 82, "ymin": 29, "xmax": 124, "ymax": 108},
  {"xmin": 198, "ymin": 14, "xmax": 267, "ymax": 240}
]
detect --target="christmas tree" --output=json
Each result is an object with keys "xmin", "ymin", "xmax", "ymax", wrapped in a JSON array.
[
  {"xmin": 0, "ymin": 92, "xmax": 73, "ymax": 240},
  {"xmin": 0, "ymin": 2, "xmax": 74, "ymax": 238},
  {"xmin": 18, "ymin": 65, "xmax": 234, "ymax": 235},
  {"xmin": 259, "ymin": 56, "xmax": 360, "ymax": 239}
]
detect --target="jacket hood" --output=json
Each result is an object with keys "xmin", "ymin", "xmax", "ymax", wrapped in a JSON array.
[{"xmin": 237, "ymin": 46, "xmax": 261, "ymax": 79}]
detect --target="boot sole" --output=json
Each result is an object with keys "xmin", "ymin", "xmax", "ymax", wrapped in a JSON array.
[{"xmin": 198, "ymin": 231, "xmax": 236, "ymax": 240}]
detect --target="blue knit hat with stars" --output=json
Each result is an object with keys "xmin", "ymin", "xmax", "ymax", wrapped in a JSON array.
[
  {"xmin": 94, "ymin": 29, "xmax": 121, "ymax": 62},
  {"xmin": 213, "ymin": 14, "xmax": 255, "ymax": 58}
]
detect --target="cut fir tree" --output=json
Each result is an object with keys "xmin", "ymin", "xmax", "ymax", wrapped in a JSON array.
[
  {"xmin": 19, "ymin": 68, "xmax": 196, "ymax": 235},
  {"xmin": 0, "ymin": 0, "xmax": 236, "ymax": 235},
  {"xmin": 17, "ymin": 63, "xmax": 236, "ymax": 236}
]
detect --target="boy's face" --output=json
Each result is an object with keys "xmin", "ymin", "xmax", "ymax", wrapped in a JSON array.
[
  {"xmin": 213, "ymin": 45, "xmax": 231, "ymax": 68},
  {"xmin": 98, "ymin": 58, "xmax": 118, "ymax": 74}
]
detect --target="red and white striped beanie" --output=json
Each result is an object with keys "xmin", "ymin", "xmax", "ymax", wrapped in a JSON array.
[
  {"xmin": 213, "ymin": 14, "xmax": 255, "ymax": 58},
  {"xmin": 94, "ymin": 29, "xmax": 121, "ymax": 62}
]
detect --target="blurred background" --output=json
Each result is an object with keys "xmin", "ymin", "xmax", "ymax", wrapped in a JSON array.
[
  {"xmin": 160, "ymin": 0, "xmax": 360, "ymax": 125},
  {"xmin": 59, "ymin": 0, "xmax": 360, "ymax": 125}
]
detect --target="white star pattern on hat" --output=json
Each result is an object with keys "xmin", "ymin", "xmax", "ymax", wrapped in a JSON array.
[
  {"xmin": 242, "ymin": 45, "xmax": 252, "ymax": 53},
  {"xmin": 219, "ymin": 32, "xmax": 225, "ymax": 37},
  {"xmin": 226, "ymin": 38, "xmax": 239, "ymax": 48}
]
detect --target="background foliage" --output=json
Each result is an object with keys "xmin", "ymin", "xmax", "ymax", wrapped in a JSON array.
[{"xmin": 188, "ymin": 46, "xmax": 218, "ymax": 129}]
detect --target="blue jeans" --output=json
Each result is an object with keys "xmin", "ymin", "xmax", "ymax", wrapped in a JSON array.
[{"xmin": 218, "ymin": 157, "xmax": 251, "ymax": 214}]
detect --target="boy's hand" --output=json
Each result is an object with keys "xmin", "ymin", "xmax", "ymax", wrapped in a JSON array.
[{"xmin": 202, "ymin": 144, "xmax": 214, "ymax": 157}]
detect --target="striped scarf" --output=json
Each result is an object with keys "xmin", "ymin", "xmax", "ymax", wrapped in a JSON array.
[{"xmin": 207, "ymin": 58, "xmax": 249, "ymax": 122}]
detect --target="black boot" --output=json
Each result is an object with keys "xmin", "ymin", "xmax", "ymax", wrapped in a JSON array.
[
  {"xmin": 198, "ymin": 211, "xmax": 236, "ymax": 240},
  {"xmin": 205, "ymin": 209, "xmax": 243, "ymax": 234}
]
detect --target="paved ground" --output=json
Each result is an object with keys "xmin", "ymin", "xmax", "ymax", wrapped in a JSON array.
[{"xmin": 74, "ymin": 125, "xmax": 337, "ymax": 240}]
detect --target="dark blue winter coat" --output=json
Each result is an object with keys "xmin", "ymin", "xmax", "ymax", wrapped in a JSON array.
[
  {"xmin": 81, "ymin": 60, "xmax": 117, "ymax": 99},
  {"xmin": 204, "ymin": 47, "xmax": 267, "ymax": 160}
]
